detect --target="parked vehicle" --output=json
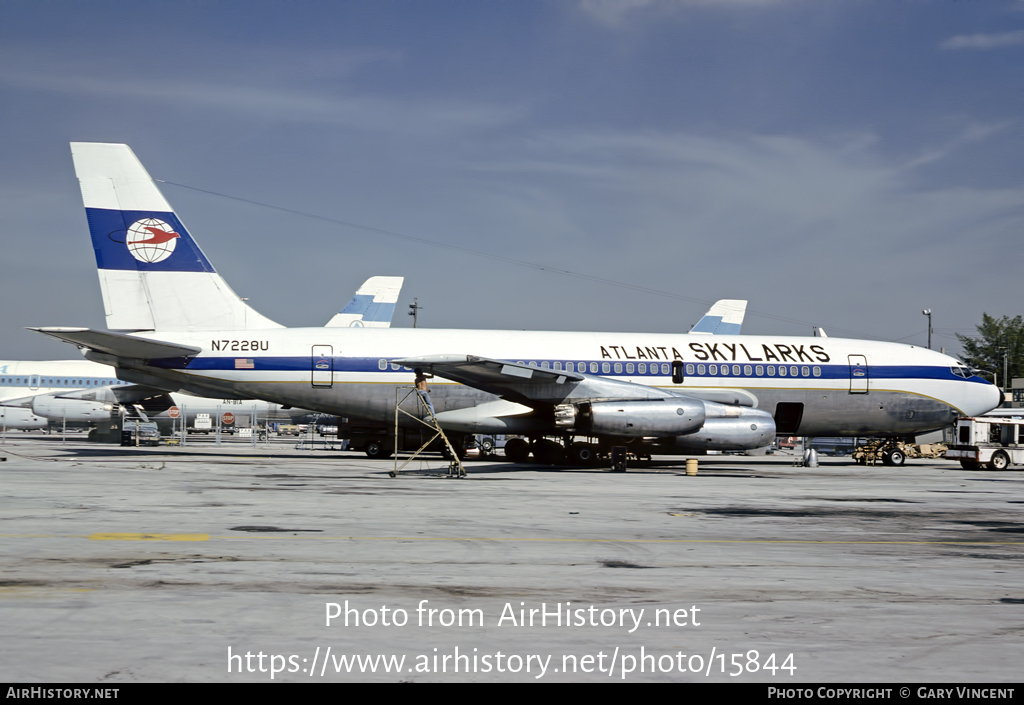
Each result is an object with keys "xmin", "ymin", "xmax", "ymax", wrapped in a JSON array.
[{"xmin": 946, "ymin": 416, "xmax": 1024, "ymax": 470}]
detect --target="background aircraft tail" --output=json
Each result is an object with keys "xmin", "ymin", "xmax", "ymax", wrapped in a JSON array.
[
  {"xmin": 71, "ymin": 142, "xmax": 282, "ymax": 332},
  {"xmin": 325, "ymin": 276, "xmax": 403, "ymax": 328},
  {"xmin": 690, "ymin": 299, "xmax": 746, "ymax": 335}
]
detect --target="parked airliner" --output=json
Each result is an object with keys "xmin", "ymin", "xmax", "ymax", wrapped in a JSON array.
[
  {"xmin": 31, "ymin": 143, "xmax": 1001, "ymax": 465},
  {"xmin": 2, "ymin": 275, "xmax": 403, "ymax": 429}
]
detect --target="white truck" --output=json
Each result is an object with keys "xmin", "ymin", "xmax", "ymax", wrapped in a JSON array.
[{"xmin": 946, "ymin": 415, "xmax": 1024, "ymax": 470}]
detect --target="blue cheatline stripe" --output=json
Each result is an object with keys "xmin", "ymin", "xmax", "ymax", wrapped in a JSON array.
[
  {"xmin": 145, "ymin": 356, "xmax": 993, "ymax": 384},
  {"xmin": 86, "ymin": 207, "xmax": 215, "ymax": 273}
]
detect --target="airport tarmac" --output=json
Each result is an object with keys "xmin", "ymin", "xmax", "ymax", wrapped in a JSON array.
[{"xmin": 1, "ymin": 435, "xmax": 1021, "ymax": 683}]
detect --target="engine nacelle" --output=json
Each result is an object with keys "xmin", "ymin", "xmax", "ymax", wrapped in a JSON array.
[
  {"xmin": 576, "ymin": 399, "xmax": 705, "ymax": 438},
  {"xmin": 32, "ymin": 397, "xmax": 115, "ymax": 423},
  {"xmin": 0, "ymin": 406, "xmax": 48, "ymax": 430},
  {"xmin": 674, "ymin": 406, "xmax": 776, "ymax": 450}
]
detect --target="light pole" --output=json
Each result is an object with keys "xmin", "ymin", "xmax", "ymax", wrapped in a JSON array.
[
  {"xmin": 922, "ymin": 309, "xmax": 932, "ymax": 350},
  {"xmin": 408, "ymin": 298, "xmax": 423, "ymax": 328}
]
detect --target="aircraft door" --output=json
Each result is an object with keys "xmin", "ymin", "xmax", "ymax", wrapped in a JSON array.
[
  {"xmin": 848, "ymin": 355, "xmax": 868, "ymax": 394},
  {"xmin": 311, "ymin": 345, "xmax": 334, "ymax": 388}
]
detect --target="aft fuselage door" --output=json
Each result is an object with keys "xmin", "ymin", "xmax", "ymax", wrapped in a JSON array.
[
  {"xmin": 312, "ymin": 345, "xmax": 334, "ymax": 388},
  {"xmin": 848, "ymin": 354, "xmax": 868, "ymax": 394}
]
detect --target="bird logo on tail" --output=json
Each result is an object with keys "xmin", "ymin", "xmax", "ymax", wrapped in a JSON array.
[{"xmin": 125, "ymin": 218, "xmax": 180, "ymax": 263}]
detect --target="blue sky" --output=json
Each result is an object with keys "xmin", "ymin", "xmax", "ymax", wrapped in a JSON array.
[{"xmin": 2, "ymin": 0, "xmax": 1023, "ymax": 357}]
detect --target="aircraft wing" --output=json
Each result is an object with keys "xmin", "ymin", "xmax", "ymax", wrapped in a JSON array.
[
  {"xmin": 394, "ymin": 354, "xmax": 757, "ymax": 407},
  {"xmin": 27, "ymin": 328, "xmax": 202, "ymax": 360}
]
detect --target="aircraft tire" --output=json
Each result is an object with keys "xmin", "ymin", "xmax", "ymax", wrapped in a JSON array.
[
  {"xmin": 504, "ymin": 438, "xmax": 530, "ymax": 463},
  {"xmin": 880, "ymin": 450, "xmax": 893, "ymax": 466},
  {"xmin": 569, "ymin": 443, "xmax": 597, "ymax": 466},
  {"xmin": 534, "ymin": 439, "xmax": 565, "ymax": 465},
  {"xmin": 988, "ymin": 450, "xmax": 1010, "ymax": 470},
  {"xmin": 480, "ymin": 437, "xmax": 495, "ymax": 455},
  {"xmin": 887, "ymin": 448, "xmax": 906, "ymax": 467},
  {"xmin": 365, "ymin": 441, "xmax": 393, "ymax": 460}
]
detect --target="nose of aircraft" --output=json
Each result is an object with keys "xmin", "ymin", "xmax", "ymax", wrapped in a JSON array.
[{"xmin": 963, "ymin": 380, "xmax": 1004, "ymax": 417}]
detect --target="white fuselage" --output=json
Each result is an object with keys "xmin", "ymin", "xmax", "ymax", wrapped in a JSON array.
[{"xmin": 98, "ymin": 327, "xmax": 1001, "ymax": 439}]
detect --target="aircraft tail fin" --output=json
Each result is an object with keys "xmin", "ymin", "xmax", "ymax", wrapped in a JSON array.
[
  {"xmin": 690, "ymin": 299, "xmax": 747, "ymax": 335},
  {"xmin": 325, "ymin": 276, "xmax": 404, "ymax": 328},
  {"xmin": 70, "ymin": 142, "xmax": 282, "ymax": 332}
]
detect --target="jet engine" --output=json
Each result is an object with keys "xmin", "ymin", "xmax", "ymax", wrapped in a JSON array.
[
  {"xmin": 32, "ymin": 396, "xmax": 115, "ymax": 423},
  {"xmin": 674, "ymin": 401, "xmax": 776, "ymax": 450},
  {"xmin": 572, "ymin": 399, "xmax": 706, "ymax": 437},
  {"xmin": 0, "ymin": 406, "xmax": 48, "ymax": 430}
]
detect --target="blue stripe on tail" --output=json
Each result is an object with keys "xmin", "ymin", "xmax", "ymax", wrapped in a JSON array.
[{"xmin": 86, "ymin": 208, "xmax": 215, "ymax": 273}]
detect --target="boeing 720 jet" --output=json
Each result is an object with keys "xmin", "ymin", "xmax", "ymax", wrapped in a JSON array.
[{"xmin": 31, "ymin": 143, "xmax": 1001, "ymax": 465}]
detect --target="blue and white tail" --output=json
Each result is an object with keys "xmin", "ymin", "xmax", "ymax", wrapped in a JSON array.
[
  {"xmin": 325, "ymin": 275, "xmax": 403, "ymax": 328},
  {"xmin": 690, "ymin": 299, "xmax": 747, "ymax": 335},
  {"xmin": 71, "ymin": 142, "xmax": 282, "ymax": 332}
]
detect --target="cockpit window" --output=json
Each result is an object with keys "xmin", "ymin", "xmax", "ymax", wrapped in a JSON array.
[{"xmin": 950, "ymin": 366, "xmax": 972, "ymax": 378}]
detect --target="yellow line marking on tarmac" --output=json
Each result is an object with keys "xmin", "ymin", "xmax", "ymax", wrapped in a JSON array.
[
  {"xmin": 206, "ymin": 536, "xmax": 1023, "ymax": 545},
  {"xmin": 87, "ymin": 533, "xmax": 209, "ymax": 541}
]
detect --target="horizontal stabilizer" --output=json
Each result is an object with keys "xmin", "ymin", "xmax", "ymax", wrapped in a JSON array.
[{"xmin": 27, "ymin": 327, "xmax": 201, "ymax": 360}]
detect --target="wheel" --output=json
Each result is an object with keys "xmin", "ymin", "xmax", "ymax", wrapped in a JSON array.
[
  {"xmin": 960, "ymin": 459, "xmax": 980, "ymax": 470},
  {"xmin": 504, "ymin": 438, "xmax": 530, "ymax": 463},
  {"xmin": 533, "ymin": 439, "xmax": 565, "ymax": 465},
  {"xmin": 365, "ymin": 441, "xmax": 392, "ymax": 459},
  {"xmin": 887, "ymin": 448, "xmax": 906, "ymax": 467},
  {"xmin": 988, "ymin": 450, "xmax": 1010, "ymax": 470},
  {"xmin": 880, "ymin": 450, "xmax": 894, "ymax": 466},
  {"xmin": 480, "ymin": 437, "xmax": 495, "ymax": 455},
  {"xmin": 569, "ymin": 442, "xmax": 597, "ymax": 466}
]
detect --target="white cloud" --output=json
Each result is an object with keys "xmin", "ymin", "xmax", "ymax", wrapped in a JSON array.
[
  {"xmin": 941, "ymin": 30, "xmax": 1024, "ymax": 50},
  {"xmin": 578, "ymin": 0, "xmax": 783, "ymax": 27},
  {"xmin": 0, "ymin": 70, "xmax": 529, "ymax": 136}
]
